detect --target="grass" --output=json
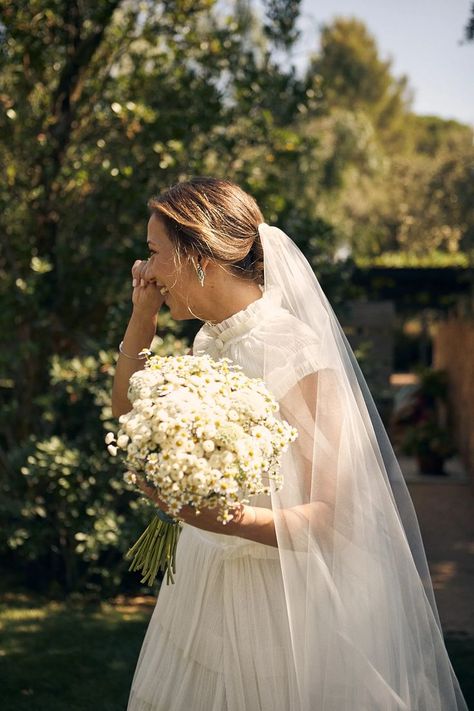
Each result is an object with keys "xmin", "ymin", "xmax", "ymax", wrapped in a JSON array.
[
  {"xmin": 0, "ymin": 594, "xmax": 472, "ymax": 710},
  {"xmin": 0, "ymin": 593, "xmax": 155, "ymax": 711}
]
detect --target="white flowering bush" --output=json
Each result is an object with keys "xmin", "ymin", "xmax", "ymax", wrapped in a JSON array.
[{"xmin": 105, "ymin": 352, "xmax": 298, "ymax": 585}]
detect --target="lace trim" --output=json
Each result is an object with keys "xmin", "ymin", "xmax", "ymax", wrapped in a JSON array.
[{"xmin": 201, "ymin": 285, "xmax": 282, "ymax": 343}]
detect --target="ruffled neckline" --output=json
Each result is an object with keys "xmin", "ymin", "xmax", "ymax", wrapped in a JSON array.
[{"xmin": 200, "ymin": 284, "xmax": 283, "ymax": 343}]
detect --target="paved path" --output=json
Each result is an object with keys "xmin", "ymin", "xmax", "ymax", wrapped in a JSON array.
[{"xmin": 404, "ymin": 471, "xmax": 474, "ymax": 636}]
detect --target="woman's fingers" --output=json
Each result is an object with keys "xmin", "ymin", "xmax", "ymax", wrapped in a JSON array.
[
  {"xmin": 131, "ymin": 259, "xmax": 151, "ymax": 287},
  {"xmin": 131, "ymin": 260, "xmax": 143, "ymax": 286},
  {"xmin": 138, "ymin": 261, "xmax": 148, "ymax": 285},
  {"xmin": 133, "ymin": 474, "xmax": 243, "ymax": 533},
  {"xmin": 136, "ymin": 475, "xmax": 168, "ymax": 510},
  {"xmin": 131, "ymin": 260, "xmax": 142, "ymax": 279}
]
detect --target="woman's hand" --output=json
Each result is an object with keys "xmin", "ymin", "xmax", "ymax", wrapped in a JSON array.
[
  {"xmin": 131, "ymin": 259, "xmax": 165, "ymax": 317},
  {"xmin": 134, "ymin": 475, "xmax": 249, "ymax": 537}
]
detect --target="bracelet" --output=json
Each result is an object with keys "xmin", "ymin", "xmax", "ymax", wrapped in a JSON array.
[
  {"xmin": 118, "ymin": 340, "xmax": 148, "ymax": 360},
  {"xmin": 156, "ymin": 507, "xmax": 180, "ymax": 525}
]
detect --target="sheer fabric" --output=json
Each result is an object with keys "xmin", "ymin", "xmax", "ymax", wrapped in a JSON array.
[{"xmin": 259, "ymin": 222, "xmax": 468, "ymax": 710}]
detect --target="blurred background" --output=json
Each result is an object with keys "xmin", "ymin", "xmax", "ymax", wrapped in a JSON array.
[{"xmin": 0, "ymin": 1, "xmax": 473, "ymax": 708}]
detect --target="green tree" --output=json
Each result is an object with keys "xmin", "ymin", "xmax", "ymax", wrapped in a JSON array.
[
  {"xmin": 464, "ymin": 2, "xmax": 474, "ymax": 41},
  {"xmin": 306, "ymin": 17, "xmax": 411, "ymax": 144}
]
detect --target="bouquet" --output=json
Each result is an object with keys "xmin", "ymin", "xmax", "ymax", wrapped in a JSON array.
[{"xmin": 105, "ymin": 352, "xmax": 298, "ymax": 585}]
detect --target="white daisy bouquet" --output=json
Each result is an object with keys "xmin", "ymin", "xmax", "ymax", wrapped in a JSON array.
[{"xmin": 105, "ymin": 352, "xmax": 298, "ymax": 585}]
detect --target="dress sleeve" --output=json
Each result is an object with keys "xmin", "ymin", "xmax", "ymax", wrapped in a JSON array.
[
  {"xmin": 266, "ymin": 343, "xmax": 324, "ymax": 402},
  {"xmin": 273, "ymin": 366, "xmax": 345, "ymax": 550},
  {"xmin": 263, "ymin": 312, "xmax": 328, "ymax": 402}
]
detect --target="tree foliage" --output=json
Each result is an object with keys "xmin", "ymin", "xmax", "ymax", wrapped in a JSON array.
[{"xmin": 464, "ymin": 2, "xmax": 474, "ymax": 42}]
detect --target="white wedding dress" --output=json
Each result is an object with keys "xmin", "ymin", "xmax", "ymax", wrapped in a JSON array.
[{"xmin": 127, "ymin": 285, "xmax": 316, "ymax": 711}]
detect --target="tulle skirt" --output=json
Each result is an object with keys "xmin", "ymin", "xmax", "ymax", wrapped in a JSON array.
[{"xmin": 126, "ymin": 521, "xmax": 298, "ymax": 711}]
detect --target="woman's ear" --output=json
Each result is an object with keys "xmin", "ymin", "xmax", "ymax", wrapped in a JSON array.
[
  {"xmin": 190, "ymin": 254, "xmax": 210, "ymax": 272},
  {"xmin": 200, "ymin": 256, "xmax": 211, "ymax": 271}
]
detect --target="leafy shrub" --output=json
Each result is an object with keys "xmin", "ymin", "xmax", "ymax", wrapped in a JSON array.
[{"xmin": 0, "ymin": 339, "xmax": 188, "ymax": 596}]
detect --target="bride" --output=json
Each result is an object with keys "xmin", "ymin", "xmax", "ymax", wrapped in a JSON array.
[{"xmin": 112, "ymin": 176, "xmax": 468, "ymax": 711}]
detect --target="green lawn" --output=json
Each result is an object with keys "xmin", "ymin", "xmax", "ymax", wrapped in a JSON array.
[
  {"xmin": 0, "ymin": 593, "xmax": 155, "ymax": 711},
  {"xmin": 1, "ymin": 594, "xmax": 472, "ymax": 710}
]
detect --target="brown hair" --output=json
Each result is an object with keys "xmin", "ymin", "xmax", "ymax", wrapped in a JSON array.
[{"xmin": 147, "ymin": 177, "xmax": 265, "ymax": 285}]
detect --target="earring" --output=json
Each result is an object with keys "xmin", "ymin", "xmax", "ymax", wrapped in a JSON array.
[{"xmin": 194, "ymin": 258, "xmax": 205, "ymax": 287}]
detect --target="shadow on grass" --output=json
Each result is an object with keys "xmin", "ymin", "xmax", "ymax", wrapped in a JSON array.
[
  {"xmin": 0, "ymin": 593, "xmax": 155, "ymax": 711},
  {"xmin": 1, "ymin": 594, "xmax": 472, "ymax": 710}
]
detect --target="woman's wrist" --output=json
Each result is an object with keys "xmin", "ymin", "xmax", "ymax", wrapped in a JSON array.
[
  {"xmin": 230, "ymin": 504, "xmax": 277, "ymax": 548},
  {"xmin": 130, "ymin": 307, "xmax": 158, "ymax": 326},
  {"xmin": 121, "ymin": 309, "xmax": 157, "ymax": 355}
]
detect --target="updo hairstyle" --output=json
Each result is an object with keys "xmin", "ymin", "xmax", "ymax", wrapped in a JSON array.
[{"xmin": 147, "ymin": 176, "xmax": 265, "ymax": 286}]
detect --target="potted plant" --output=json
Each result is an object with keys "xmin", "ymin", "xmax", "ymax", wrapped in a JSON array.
[
  {"xmin": 399, "ymin": 415, "xmax": 457, "ymax": 475},
  {"xmin": 391, "ymin": 367, "xmax": 457, "ymax": 475}
]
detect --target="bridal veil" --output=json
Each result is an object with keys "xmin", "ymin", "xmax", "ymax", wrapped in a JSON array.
[{"xmin": 258, "ymin": 222, "xmax": 468, "ymax": 710}]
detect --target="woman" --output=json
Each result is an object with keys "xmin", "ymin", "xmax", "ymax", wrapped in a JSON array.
[{"xmin": 112, "ymin": 177, "xmax": 468, "ymax": 710}]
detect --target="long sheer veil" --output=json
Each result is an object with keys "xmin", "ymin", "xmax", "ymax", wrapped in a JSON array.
[{"xmin": 258, "ymin": 222, "xmax": 468, "ymax": 710}]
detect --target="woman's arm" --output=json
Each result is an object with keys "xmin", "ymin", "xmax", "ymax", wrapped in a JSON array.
[
  {"xmin": 135, "ymin": 475, "xmax": 277, "ymax": 546},
  {"xmin": 112, "ymin": 323, "xmax": 193, "ymax": 418},
  {"xmin": 111, "ymin": 310, "xmax": 158, "ymax": 418},
  {"xmin": 112, "ymin": 260, "xmax": 165, "ymax": 418}
]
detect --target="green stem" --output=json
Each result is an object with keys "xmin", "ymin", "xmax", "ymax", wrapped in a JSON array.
[
  {"xmin": 142, "ymin": 521, "xmax": 161, "ymax": 571},
  {"xmin": 125, "ymin": 515, "xmax": 182, "ymax": 587}
]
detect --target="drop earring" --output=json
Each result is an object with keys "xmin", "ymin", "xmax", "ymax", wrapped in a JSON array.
[
  {"xmin": 186, "ymin": 258, "xmax": 219, "ymax": 325},
  {"xmin": 194, "ymin": 258, "xmax": 205, "ymax": 287}
]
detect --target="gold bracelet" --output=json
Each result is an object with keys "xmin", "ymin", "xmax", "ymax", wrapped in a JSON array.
[{"xmin": 118, "ymin": 340, "xmax": 148, "ymax": 360}]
